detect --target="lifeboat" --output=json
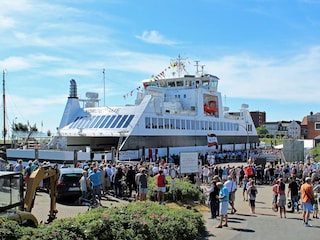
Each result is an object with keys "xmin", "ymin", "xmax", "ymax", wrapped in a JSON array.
[{"xmin": 204, "ymin": 100, "xmax": 217, "ymax": 114}]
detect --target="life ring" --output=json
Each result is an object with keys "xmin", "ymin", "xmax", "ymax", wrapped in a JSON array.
[{"xmin": 204, "ymin": 100, "xmax": 217, "ymax": 113}]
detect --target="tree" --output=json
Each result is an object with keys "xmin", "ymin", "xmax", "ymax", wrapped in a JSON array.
[
  {"xmin": 12, "ymin": 122, "xmax": 38, "ymax": 132},
  {"xmin": 311, "ymin": 144, "xmax": 320, "ymax": 162},
  {"xmin": 256, "ymin": 125, "xmax": 269, "ymax": 138},
  {"xmin": 30, "ymin": 124, "xmax": 38, "ymax": 132}
]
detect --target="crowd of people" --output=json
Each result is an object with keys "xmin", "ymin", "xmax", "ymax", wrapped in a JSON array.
[
  {"xmin": 2, "ymin": 149, "xmax": 320, "ymax": 229},
  {"xmin": 203, "ymin": 156, "xmax": 320, "ymax": 228}
]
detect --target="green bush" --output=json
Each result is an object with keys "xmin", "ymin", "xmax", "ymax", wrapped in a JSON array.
[
  {"xmin": 0, "ymin": 218, "xmax": 24, "ymax": 240},
  {"xmin": 1, "ymin": 202, "xmax": 205, "ymax": 240},
  {"xmin": 147, "ymin": 176, "xmax": 206, "ymax": 204}
]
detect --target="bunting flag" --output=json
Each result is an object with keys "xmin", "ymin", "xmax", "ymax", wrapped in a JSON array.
[
  {"xmin": 123, "ymin": 59, "xmax": 186, "ymax": 100},
  {"xmin": 150, "ymin": 61, "xmax": 178, "ymax": 82},
  {"xmin": 207, "ymin": 134, "xmax": 218, "ymax": 147},
  {"xmin": 123, "ymin": 86, "xmax": 141, "ymax": 99}
]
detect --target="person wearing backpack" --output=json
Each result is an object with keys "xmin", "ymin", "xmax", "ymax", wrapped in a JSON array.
[{"xmin": 247, "ymin": 179, "xmax": 258, "ymax": 214}]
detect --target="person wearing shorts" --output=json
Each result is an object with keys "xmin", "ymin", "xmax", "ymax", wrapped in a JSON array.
[
  {"xmin": 301, "ymin": 177, "xmax": 314, "ymax": 227},
  {"xmin": 216, "ymin": 182, "xmax": 229, "ymax": 228},
  {"xmin": 156, "ymin": 169, "xmax": 167, "ymax": 204}
]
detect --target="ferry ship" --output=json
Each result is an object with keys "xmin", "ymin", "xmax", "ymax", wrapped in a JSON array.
[{"xmin": 7, "ymin": 57, "xmax": 259, "ymax": 162}]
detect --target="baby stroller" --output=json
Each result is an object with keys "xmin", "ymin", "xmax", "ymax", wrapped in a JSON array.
[{"xmin": 287, "ymin": 193, "xmax": 301, "ymax": 213}]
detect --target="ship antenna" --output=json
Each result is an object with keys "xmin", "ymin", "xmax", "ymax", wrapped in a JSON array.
[
  {"xmin": 173, "ymin": 54, "xmax": 189, "ymax": 77},
  {"xmin": 103, "ymin": 68, "xmax": 106, "ymax": 106},
  {"xmin": 194, "ymin": 61, "xmax": 200, "ymax": 75},
  {"xmin": 2, "ymin": 69, "xmax": 7, "ymax": 145},
  {"xmin": 201, "ymin": 65, "xmax": 205, "ymax": 76}
]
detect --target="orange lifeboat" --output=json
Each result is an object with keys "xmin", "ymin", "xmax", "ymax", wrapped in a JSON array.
[{"xmin": 204, "ymin": 100, "xmax": 217, "ymax": 114}]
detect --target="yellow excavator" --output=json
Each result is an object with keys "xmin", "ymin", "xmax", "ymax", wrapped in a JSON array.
[{"xmin": 0, "ymin": 164, "xmax": 59, "ymax": 227}]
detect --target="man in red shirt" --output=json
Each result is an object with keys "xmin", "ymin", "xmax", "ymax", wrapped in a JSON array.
[{"xmin": 156, "ymin": 169, "xmax": 167, "ymax": 204}]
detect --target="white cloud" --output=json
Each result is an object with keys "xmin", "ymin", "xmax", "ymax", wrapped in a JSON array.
[
  {"xmin": 203, "ymin": 46, "xmax": 320, "ymax": 103},
  {"xmin": 135, "ymin": 30, "xmax": 178, "ymax": 45},
  {"xmin": 0, "ymin": 16, "xmax": 15, "ymax": 29},
  {"xmin": 0, "ymin": 56, "xmax": 32, "ymax": 71}
]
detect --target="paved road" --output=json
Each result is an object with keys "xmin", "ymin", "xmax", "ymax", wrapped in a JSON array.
[
  {"xmin": 31, "ymin": 192, "xmax": 128, "ymax": 224},
  {"xmin": 31, "ymin": 164, "xmax": 319, "ymax": 240}
]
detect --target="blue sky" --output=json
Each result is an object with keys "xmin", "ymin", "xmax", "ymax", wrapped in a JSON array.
[{"xmin": 1, "ymin": 0, "xmax": 320, "ymax": 136}]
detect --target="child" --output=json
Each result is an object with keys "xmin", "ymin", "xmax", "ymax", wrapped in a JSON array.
[
  {"xmin": 242, "ymin": 175, "xmax": 249, "ymax": 201},
  {"xmin": 247, "ymin": 179, "xmax": 258, "ymax": 214},
  {"xmin": 313, "ymin": 192, "xmax": 319, "ymax": 218}
]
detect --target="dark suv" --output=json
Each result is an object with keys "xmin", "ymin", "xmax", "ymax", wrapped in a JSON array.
[{"xmin": 57, "ymin": 168, "xmax": 83, "ymax": 201}]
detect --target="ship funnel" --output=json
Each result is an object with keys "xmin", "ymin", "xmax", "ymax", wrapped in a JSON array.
[
  {"xmin": 69, "ymin": 79, "xmax": 78, "ymax": 98},
  {"xmin": 59, "ymin": 79, "xmax": 88, "ymax": 129},
  {"xmin": 241, "ymin": 104, "xmax": 249, "ymax": 109}
]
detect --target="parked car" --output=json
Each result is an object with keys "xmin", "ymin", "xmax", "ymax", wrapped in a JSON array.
[{"xmin": 57, "ymin": 168, "xmax": 83, "ymax": 201}]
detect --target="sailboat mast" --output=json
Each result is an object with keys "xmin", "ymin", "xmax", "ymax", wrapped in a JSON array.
[{"xmin": 2, "ymin": 70, "xmax": 6, "ymax": 145}]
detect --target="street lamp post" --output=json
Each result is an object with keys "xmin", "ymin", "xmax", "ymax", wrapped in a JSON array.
[
  {"xmin": 246, "ymin": 122, "xmax": 249, "ymax": 162},
  {"xmin": 239, "ymin": 122, "xmax": 249, "ymax": 162}
]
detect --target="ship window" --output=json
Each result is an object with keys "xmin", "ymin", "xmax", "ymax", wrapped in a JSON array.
[
  {"xmin": 86, "ymin": 116, "xmax": 98, "ymax": 128},
  {"xmin": 79, "ymin": 117, "xmax": 91, "ymax": 128},
  {"xmin": 201, "ymin": 121, "xmax": 205, "ymax": 130},
  {"xmin": 212, "ymin": 122, "xmax": 216, "ymax": 130},
  {"xmin": 168, "ymin": 82, "xmax": 175, "ymax": 87},
  {"xmin": 170, "ymin": 119, "xmax": 175, "ymax": 129},
  {"xmin": 208, "ymin": 121, "xmax": 212, "ymax": 130},
  {"xmin": 89, "ymin": 116, "xmax": 101, "ymax": 128},
  {"xmin": 158, "ymin": 118, "xmax": 164, "ymax": 129},
  {"xmin": 105, "ymin": 115, "xmax": 116, "ymax": 128},
  {"xmin": 99, "ymin": 116, "xmax": 110, "ymax": 128},
  {"xmin": 116, "ymin": 115, "xmax": 128, "ymax": 128},
  {"xmin": 191, "ymin": 106, "xmax": 196, "ymax": 111},
  {"xmin": 176, "ymin": 81, "xmax": 183, "ymax": 86},
  {"xmin": 224, "ymin": 122, "xmax": 227, "ymax": 131},
  {"xmin": 145, "ymin": 117, "xmax": 151, "ymax": 129},
  {"xmin": 186, "ymin": 120, "xmax": 190, "ymax": 130},
  {"xmin": 195, "ymin": 120, "xmax": 200, "ymax": 130},
  {"xmin": 94, "ymin": 116, "xmax": 105, "ymax": 128},
  {"xmin": 184, "ymin": 94, "xmax": 186, "ymax": 98},
  {"xmin": 122, "ymin": 115, "xmax": 134, "ymax": 128},
  {"xmin": 181, "ymin": 120, "xmax": 185, "ymax": 130},
  {"xmin": 164, "ymin": 119, "xmax": 170, "ymax": 129},
  {"xmin": 110, "ymin": 115, "xmax": 122, "ymax": 128},
  {"xmin": 73, "ymin": 117, "xmax": 84, "ymax": 128},
  {"xmin": 152, "ymin": 118, "xmax": 157, "ymax": 129},
  {"xmin": 191, "ymin": 120, "xmax": 195, "ymax": 130},
  {"xmin": 176, "ymin": 119, "xmax": 180, "ymax": 129},
  {"xmin": 70, "ymin": 117, "xmax": 81, "ymax": 128}
]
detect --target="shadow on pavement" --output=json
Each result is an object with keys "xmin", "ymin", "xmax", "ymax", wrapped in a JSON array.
[{"xmin": 230, "ymin": 227, "xmax": 255, "ymax": 233}]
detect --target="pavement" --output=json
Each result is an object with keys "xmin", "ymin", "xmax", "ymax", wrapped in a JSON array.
[{"xmin": 31, "ymin": 162, "xmax": 320, "ymax": 240}]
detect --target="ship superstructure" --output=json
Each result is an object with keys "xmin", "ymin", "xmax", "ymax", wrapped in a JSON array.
[{"xmin": 52, "ymin": 58, "xmax": 259, "ymax": 161}]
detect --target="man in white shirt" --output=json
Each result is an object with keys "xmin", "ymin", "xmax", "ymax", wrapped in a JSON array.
[
  {"xmin": 202, "ymin": 165, "xmax": 210, "ymax": 185},
  {"xmin": 224, "ymin": 175, "xmax": 237, "ymax": 214}
]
